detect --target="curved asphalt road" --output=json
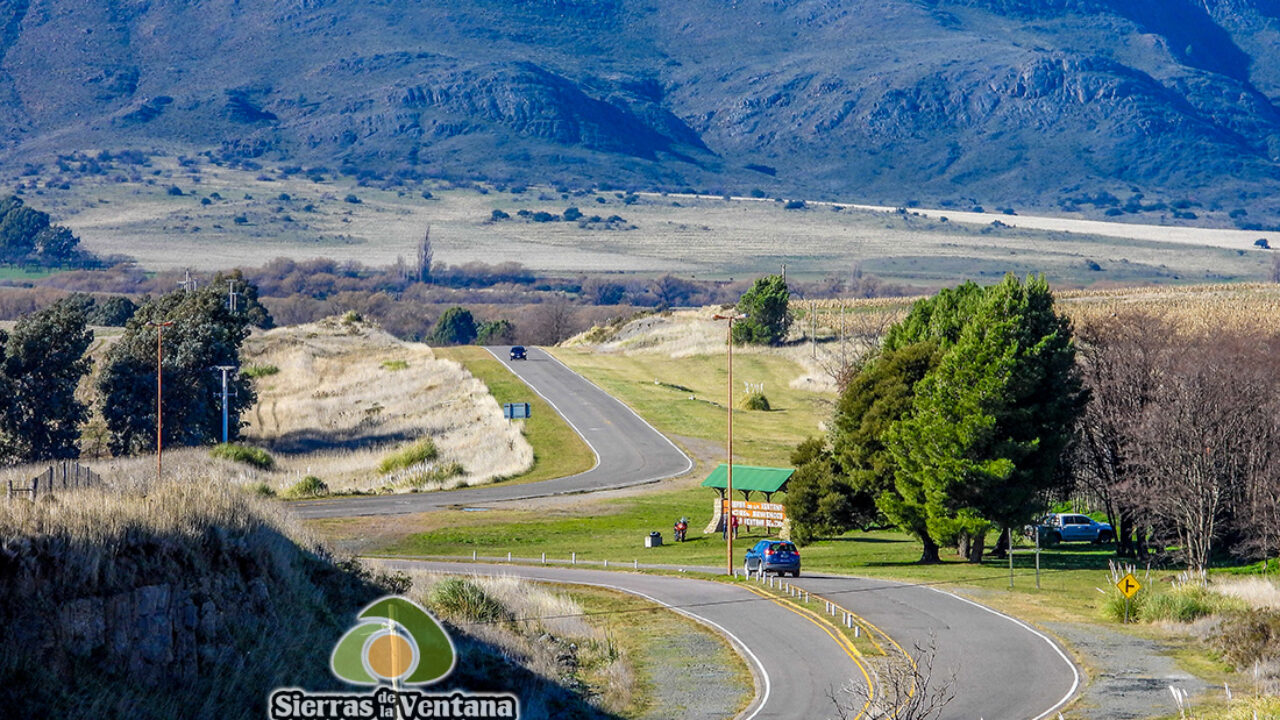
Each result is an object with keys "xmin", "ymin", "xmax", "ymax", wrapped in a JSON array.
[
  {"xmin": 291, "ymin": 346, "xmax": 691, "ymax": 519},
  {"xmin": 378, "ymin": 560, "xmax": 867, "ymax": 720},
  {"xmin": 291, "ymin": 344, "xmax": 1080, "ymax": 717},
  {"xmin": 792, "ymin": 572, "xmax": 1078, "ymax": 720}
]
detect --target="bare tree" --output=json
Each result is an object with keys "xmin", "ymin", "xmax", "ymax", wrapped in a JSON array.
[
  {"xmin": 1132, "ymin": 330, "xmax": 1280, "ymax": 572},
  {"xmin": 417, "ymin": 226, "xmax": 433, "ymax": 283},
  {"xmin": 526, "ymin": 294, "xmax": 578, "ymax": 345},
  {"xmin": 815, "ymin": 304, "xmax": 899, "ymax": 393},
  {"xmin": 827, "ymin": 635, "xmax": 956, "ymax": 720},
  {"xmin": 1072, "ymin": 313, "xmax": 1173, "ymax": 559}
]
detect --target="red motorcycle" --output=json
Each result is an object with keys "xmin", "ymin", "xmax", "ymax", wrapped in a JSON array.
[{"xmin": 673, "ymin": 518, "xmax": 688, "ymax": 542}]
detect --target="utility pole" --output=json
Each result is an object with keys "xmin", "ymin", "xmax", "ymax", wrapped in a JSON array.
[
  {"xmin": 713, "ymin": 311, "xmax": 746, "ymax": 576},
  {"xmin": 147, "ymin": 320, "xmax": 174, "ymax": 481},
  {"xmin": 215, "ymin": 365, "xmax": 236, "ymax": 443},
  {"xmin": 178, "ymin": 270, "xmax": 197, "ymax": 292},
  {"xmin": 227, "ymin": 279, "xmax": 241, "ymax": 313}
]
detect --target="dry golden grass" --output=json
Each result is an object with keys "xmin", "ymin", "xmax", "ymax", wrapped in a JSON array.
[
  {"xmin": 1211, "ymin": 576, "xmax": 1280, "ymax": 610},
  {"xmin": 239, "ymin": 316, "xmax": 531, "ymax": 494}
]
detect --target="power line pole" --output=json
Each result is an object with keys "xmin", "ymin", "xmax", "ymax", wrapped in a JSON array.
[
  {"xmin": 178, "ymin": 270, "xmax": 197, "ymax": 292},
  {"xmin": 147, "ymin": 320, "xmax": 174, "ymax": 481},
  {"xmin": 215, "ymin": 365, "xmax": 236, "ymax": 443},
  {"xmin": 227, "ymin": 279, "xmax": 241, "ymax": 313}
]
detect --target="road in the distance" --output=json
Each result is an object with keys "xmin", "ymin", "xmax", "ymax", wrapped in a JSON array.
[
  {"xmin": 377, "ymin": 560, "xmax": 866, "ymax": 720},
  {"xmin": 291, "ymin": 346, "xmax": 691, "ymax": 519}
]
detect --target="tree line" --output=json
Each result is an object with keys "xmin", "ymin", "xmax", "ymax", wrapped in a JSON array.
[
  {"xmin": 786, "ymin": 275, "xmax": 1275, "ymax": 572},
  {"xmin": 0, "ymin": 272, "xmax": 271, "ymax": 465}
]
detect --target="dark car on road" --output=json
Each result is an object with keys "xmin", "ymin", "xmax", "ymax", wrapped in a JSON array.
[
  {"xmin": 744, "ymin": 539, "xmax": 800, "ymax": 577},
  {"xmin": 509, "ymin": 346, "xmax": 527, "ymax": 360}
]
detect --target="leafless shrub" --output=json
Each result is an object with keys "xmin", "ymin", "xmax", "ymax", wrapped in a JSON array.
[{"xmin": 827, "ymin": 635, "xmax": 956, "ymax": 720}]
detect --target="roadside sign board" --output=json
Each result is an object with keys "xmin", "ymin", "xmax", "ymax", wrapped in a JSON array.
[
  {"xmin": 503, "ymin": 403, "xmax": 531, "ymax": 420},
  {"xmin": 722, "ymin": 499, "xmax": 786, "ymax": 529},
  {"xmin": 1116, "ymin": 573, "xmax": 1142, "ymax": 598}
]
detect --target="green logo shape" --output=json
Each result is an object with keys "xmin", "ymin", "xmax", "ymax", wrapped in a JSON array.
[{"xmin": 331, "ymin": 596, "xmax": 456, "ymax": 685}]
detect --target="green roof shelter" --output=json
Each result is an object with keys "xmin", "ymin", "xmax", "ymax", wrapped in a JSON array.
[{"xmin": 701, "ymin": 464, "xmax": 794, "ymax": 501}]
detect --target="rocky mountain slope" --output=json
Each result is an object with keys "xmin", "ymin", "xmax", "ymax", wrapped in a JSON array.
[{"xmin": 3, "ymin": 0, "xmax": 1280, "ymax": 221}]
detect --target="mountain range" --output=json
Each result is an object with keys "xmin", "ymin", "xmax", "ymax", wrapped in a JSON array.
[{"xmin": 4, "ymin": 0, "xmax": 1280, "ymax": 222}]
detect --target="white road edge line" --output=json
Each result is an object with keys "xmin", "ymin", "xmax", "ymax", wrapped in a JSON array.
[
  {"xmin": 923, "ymin": 586, "xmax": 1081, "ymax": 719},
  {"xmin": 418, "ymin": 565, "xmax": 771, "ymax": 720},
  {"xmin": 539, "ymin": 347, "xmax": 694, "ymax": 480},
  {"xmin": 483, "ymin": 347, "xmax": 602, "ymax": 475}
]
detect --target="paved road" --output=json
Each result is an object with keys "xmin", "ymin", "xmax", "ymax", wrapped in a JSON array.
[
  {"xmin": 379, "ymin": 560, "xmax": 867, "ymax": 720},
  {"xmin": 793, "ymin": 571, "xmax": 1079, "ymax": 720},
  {"xmin": 398, "ymin": 556, "xmax": 1080, "ymax": 720},
  {"xmin": 291, "ymin": 346, "xmax": 691, "ymax": 519}
]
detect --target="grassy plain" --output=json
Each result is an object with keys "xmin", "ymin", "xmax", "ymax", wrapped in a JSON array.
[
  {"xmin": 435, "ymin": 346, "xmax": 595, "ymax": 485},
  {"xmin": 31, "ymin": 158, "xmax": 1274, "ymax": 287}
]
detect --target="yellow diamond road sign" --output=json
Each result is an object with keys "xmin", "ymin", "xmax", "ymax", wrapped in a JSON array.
[{"xmin": 1117, "ymin": 573, "xmax": 1142, "ymax": 598}]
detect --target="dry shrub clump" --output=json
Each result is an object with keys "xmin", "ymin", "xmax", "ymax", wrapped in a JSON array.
[
  {"xmin": 402, "ymin": 571, "xmax": 639, "ymax": 718},
  {"xmin": 241, "ymin": 317, "xmax": 532, "ymax": 493},
  {"xmin": 0, "ymin": 478, "xmax": 399, "ymax": 720}
]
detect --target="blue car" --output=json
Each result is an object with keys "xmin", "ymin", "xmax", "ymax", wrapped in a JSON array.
[
  {"xmin": 744, "ymin": 539, "xmax": 801, "ymax": 577},
  {"xmin": 509, "ymin": 345, "xmax": 527, "ymax": 360}
]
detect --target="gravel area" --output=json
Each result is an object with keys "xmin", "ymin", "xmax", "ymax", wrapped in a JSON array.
[
  {"xmin": 1043, "ymin": 620, "xmax": 1211, "ymax": 719},
  {"xmin": 637, "ymin": 623, "xmax": 751, "ymax": 720}
]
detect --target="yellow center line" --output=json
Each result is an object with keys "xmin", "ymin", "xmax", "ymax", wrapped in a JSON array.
[
  {"xmin": 741, "ymin": 584, "xmax": 874, "ymax": 718},
  {"xmin": 810, "ymin": 590, "xmax": 921, "ymax": 699}
]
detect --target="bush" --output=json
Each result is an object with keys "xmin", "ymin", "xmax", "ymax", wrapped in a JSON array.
[
  {"xmin": 784, "ymin": 199, "xmax": 806, "ymax": 210},
  {"xmin": 1143, "ymin": 585, "xmax": 1242, "ymax": 623},
  {"xmin": 248, "ymin": 482, "xmax": 276, "ymax": 497},
  {"xmin": 284, "ymin": 475, "xmax": 329, "ymax": 499},
  {"xmin": 741, "ymin": 392, "xmax": 771, "ymax": 411},
  {"xmin": 563, "ymin": 206, "xmax": 582, "ymax": 221},
  {"xmin": 381, "ymin": 359, "xmax": 409, "ymax": 371},
  {"xmin": 429, "ymin": 578, "xmax": 509, "ymax": 624},
  {"xmin": 401, "ymin": 462, "xmax": 465, "ymax": 489},
  {"xmin": 210, "ymin": 443, "xmax": 275, "ymax": 470},
  {"xmin": 1102, "ymin": 585, "xmax": 1243, "ymax": 624},
  {"xmin": 243, "ymin": 363, "xmax": 280, "ymax": 378},
  {"xmin": 490, "ymin": 209, "xmax": 510, "ymax": 222},
  {"xmin": 379, "ymin": 439, "xmax": 439, "ymax": 474},
  {"xmin": 1212, "ymin": 610, "xmax": 1280, "ymax": 670},
  {"xmin": 1101, "ymin": 591, "xmax": 1147, "ymax": 623},
  {"xmin": 344, "ymin": 194, "xmax": 361, "ymax": 204},
  {"xmin": 166, "ymin": 185, "xmax": 183, "ymax": 196}
]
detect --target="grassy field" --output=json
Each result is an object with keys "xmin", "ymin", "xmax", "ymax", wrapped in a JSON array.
[
  {"xmin": 435, "ymin": 346, "xmax": 595, "ymax": 485},
  {"xmin": 373, "ymin": 484, "xmax": 1126, "ymax": 622},
  {"xmin": 550, "ymin": 346, "xmax": 829, "ymax": 466},
  {"xmin": 31, "ymin": 157, "xmax": 1274, "ymax": 287}
]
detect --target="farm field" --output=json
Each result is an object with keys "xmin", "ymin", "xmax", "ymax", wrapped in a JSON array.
[{"xmin": 27, "ymin": 157, "xmax": 1275, "ymax": 287}]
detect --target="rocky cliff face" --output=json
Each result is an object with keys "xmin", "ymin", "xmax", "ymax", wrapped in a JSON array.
[{"xmin": 3, "ymin": 0, "xmax": 1280, "ymax": 217}]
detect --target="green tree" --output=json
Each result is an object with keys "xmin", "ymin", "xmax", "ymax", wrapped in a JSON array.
[
  {"xmin": 831, "ymin": 340, "xmax": 943, "ymax": 562},
  {"xmin": 431, "ymin": 307, "xmax": 478, "ymax": 345},
  {"xmin": 888, "ymin": 275, "xmax": 1085, "ymax": 561},
  {"xmin": 0, "ymin": 299, "xmax": 93, "ymax": 461},
  {"xmin": 476, "ymin": 319, "xmax": 515, "ymax": 345},
  {"xmin": 733, "ymin": 274, "xmax": 791, "ymax": 345},
  {"xmin": 98, "ymin": 282, "xmax": 257, "ymax": 455},
  {"xmin": 784, "ymin": 437, "xmax": 872, "ymax": 545}
]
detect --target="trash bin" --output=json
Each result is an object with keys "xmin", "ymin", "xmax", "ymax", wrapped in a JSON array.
[{"xmin": 645, "ymin": 531, "xmax": 663, "ymax": 548}]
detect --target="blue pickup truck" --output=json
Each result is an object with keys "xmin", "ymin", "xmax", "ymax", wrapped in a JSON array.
[{"xmin": 1027, "ymin": 513, "xmax": 1114, "ymax": 545}]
